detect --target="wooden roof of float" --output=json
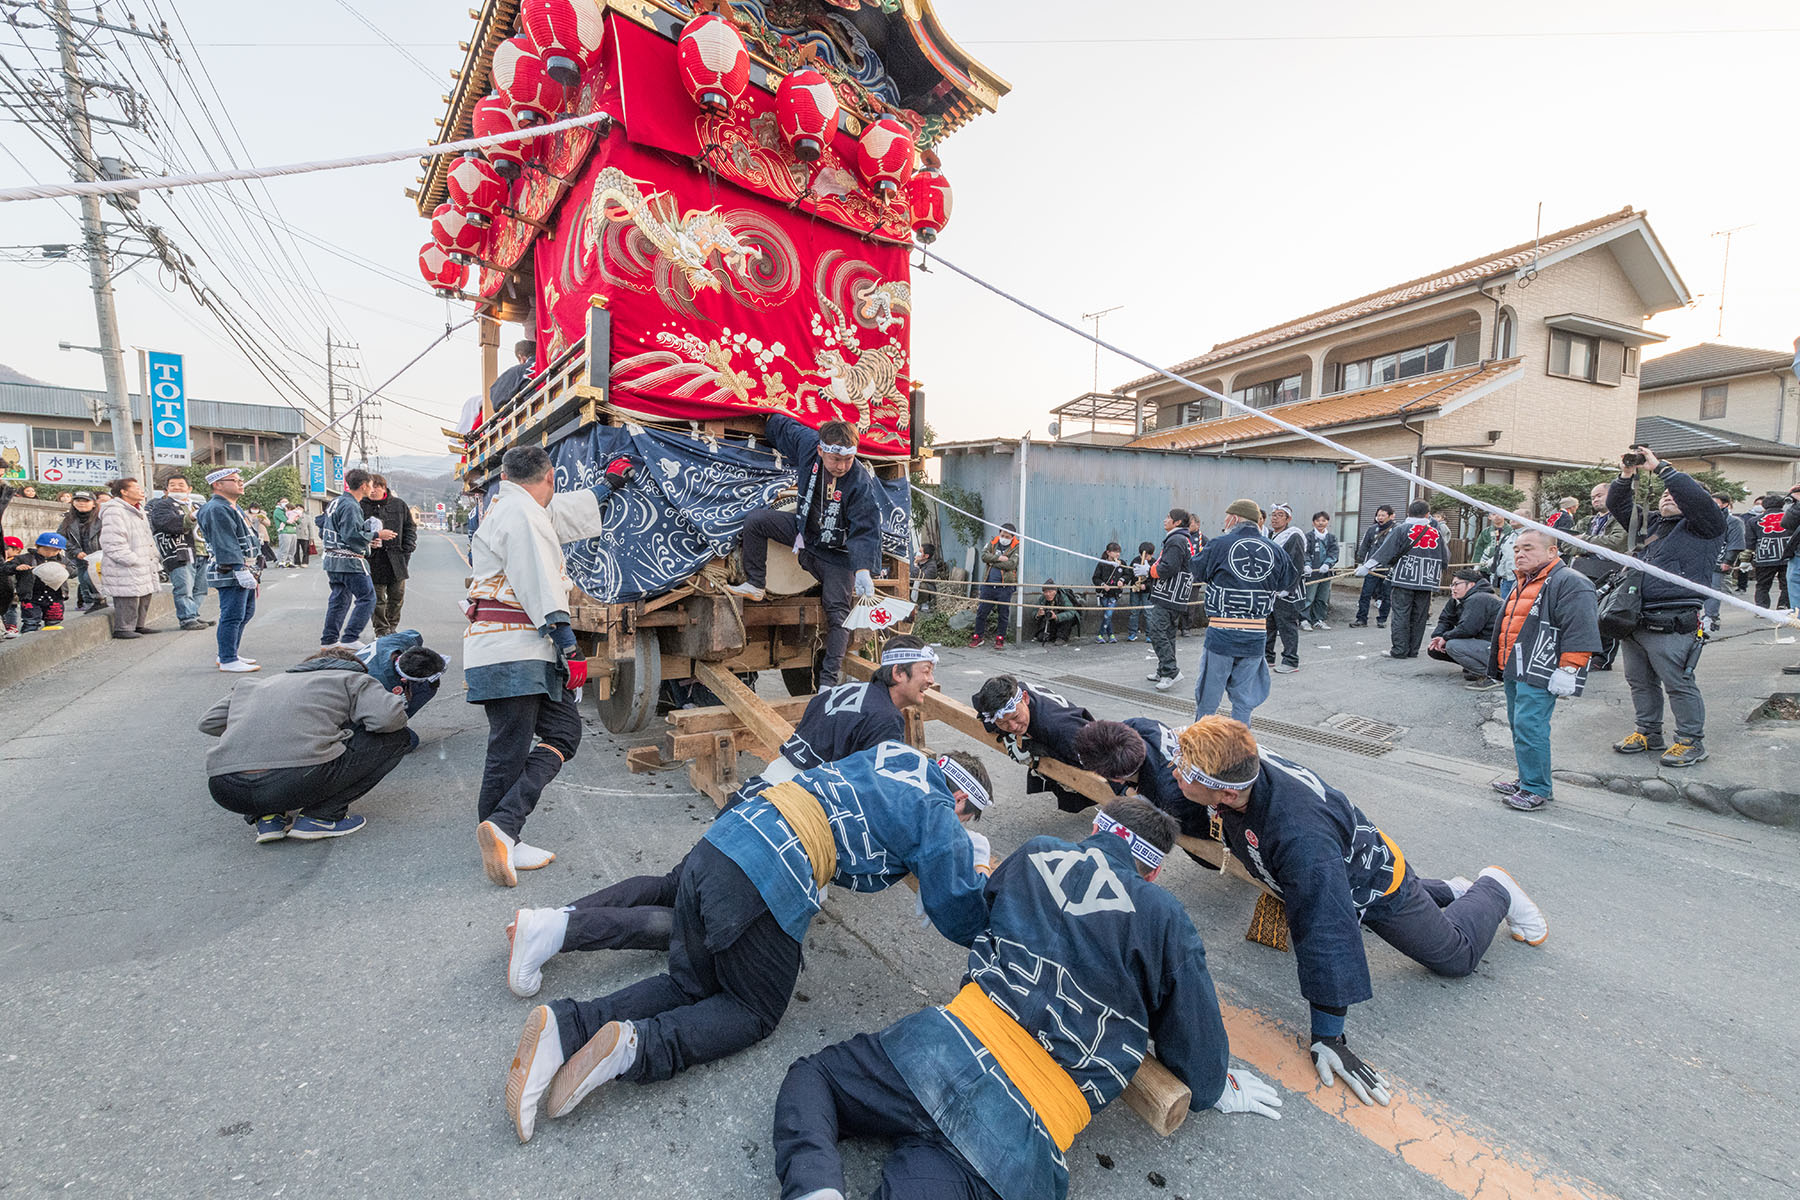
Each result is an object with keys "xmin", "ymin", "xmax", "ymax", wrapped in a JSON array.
[{"xmin": 414, "ymin": 0, "xmax": 1008, "ymax": 215}]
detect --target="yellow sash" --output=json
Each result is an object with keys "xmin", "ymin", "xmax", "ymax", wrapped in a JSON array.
[
  {"xmin": 762, "ymin": 781, "xmax": 837, "ymax": 890},
  {"xmin": 944, "ymin": 983, "xmax": 1091, "ymax": 1152},
  {"xmin": 1379, "ymin": 829, "xmax": 1407, "ymax": 896}
]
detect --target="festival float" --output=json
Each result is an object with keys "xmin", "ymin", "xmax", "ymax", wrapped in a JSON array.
[{"xmin": 410, "ymin": 0, "xmax": 1007, "ymax": 785}]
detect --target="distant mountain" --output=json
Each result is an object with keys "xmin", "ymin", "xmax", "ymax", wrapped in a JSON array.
[
  {"xmin": 383, "ymin": 468, "xmax": 461, "ymax": 515},
  {"xmin": 379, "ymin": 453, "xmax": 457, "ymax": 475},
  {"xmin": 0, "ymin": 363, "xmax": 48, "ymax": 386}
]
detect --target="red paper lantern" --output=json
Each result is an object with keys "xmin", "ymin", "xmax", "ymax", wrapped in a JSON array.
[
  {"xmin": 775, "ymin": 68, "xmax": 839, "ymax": 162},
  {"xmin": 521, "ymin": 0, "xmax": 605, "ymax": 87},
  {"xmin": 431, "ymin": 203, "xmax": 491, "ymax": 261},
  {"xmin": 677, "ymin": 13, "xmax": 748, "ymax": 111},
  {"xmin": 472, "ymin": 93, "xmax": 529, "ymax": 178},
  {"xmin": 905, "ymin": 164, "xmax": 952, "ymax": 243},
  {"xmin": 445, "ymin": 155, "xmax": 509, "ymax": 225},
  {"xmin": 492, "ymin": 36, "xmax": 567, "ymax": 125},
  {"xmin": 419, "ymin": 242, "xmax": 468, "ymax": 295},
  {"xmin": 856, "ymin": 115, "xmax": 915, "ymax": 195}
]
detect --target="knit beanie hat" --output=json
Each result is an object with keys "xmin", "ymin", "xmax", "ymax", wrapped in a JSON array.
[{"xmin": 1226, "ymin": 499, "xmax": 1263, "ymax": 523}]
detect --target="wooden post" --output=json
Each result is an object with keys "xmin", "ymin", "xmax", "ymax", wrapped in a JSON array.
[
  {"xmin": 479, "ymin": 315, "xmax": 500, "ymax": 423},
  {"xmin": 693, "ymin": 661, "xmax": 798, "ymax": 752}
]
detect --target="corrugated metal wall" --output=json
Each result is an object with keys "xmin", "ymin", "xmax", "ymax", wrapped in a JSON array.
[{"xmin": 931, "ymin": 440, "xmax": 1339, "ymax": 590}]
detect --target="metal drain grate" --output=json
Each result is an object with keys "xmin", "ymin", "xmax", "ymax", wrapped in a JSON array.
[
  {"xmin": 1046, "ymin": 674, "xmax": 1396, "ymax": 758},
  {"xmin": 1326, "ymin": 713, "xmax": 1407, "ymax": 741}
]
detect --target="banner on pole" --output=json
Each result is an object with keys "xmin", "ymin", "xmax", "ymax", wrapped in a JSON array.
[
  {"xmin": 308, "ymin": 445, "xmax": 326, "ymax": 497},
  {"xmin": 146, "ymin": 351, "xmax": 191, "ymax": 465},
  {"xmin": 330, "ymin": 454, "xmax": 344, "ymax": 493}
]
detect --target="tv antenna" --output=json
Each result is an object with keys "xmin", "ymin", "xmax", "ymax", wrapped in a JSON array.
[
  {"xmin": 1710, "ymin": 225, "xmax": 1752, "ymax": 339},
  {"xmin": 1082, "ymin": 305, "xmax": 1124, "ymax": 393}
]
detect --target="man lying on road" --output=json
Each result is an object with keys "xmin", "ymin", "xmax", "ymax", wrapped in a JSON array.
[{"xmin": 771, "ymin": 797, "xmax": 1281, "ymax": 1200}]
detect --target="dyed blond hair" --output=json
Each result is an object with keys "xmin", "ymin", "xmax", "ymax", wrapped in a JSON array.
[{"xmin": 1176, "ymin": 717, "xmax": 1260, "ymax": 784}]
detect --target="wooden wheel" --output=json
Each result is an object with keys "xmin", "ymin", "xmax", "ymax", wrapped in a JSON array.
[{"xmin": 595, "ymin": 635, "xmax": 662, "ymax": 733}]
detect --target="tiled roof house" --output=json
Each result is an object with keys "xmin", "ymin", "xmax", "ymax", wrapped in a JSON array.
[{"xmin": 1115, "ymin": 207, "xmax": 1690, "ymax": 544}]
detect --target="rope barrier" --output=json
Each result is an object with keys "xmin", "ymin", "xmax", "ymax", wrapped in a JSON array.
[
  {"xmin": 917, "ymin": 246, "xmax": 1800, "ymax": 630},
  {"xmin": 0, "ymin": 110, "xmax": 617, "ymax": 204}
]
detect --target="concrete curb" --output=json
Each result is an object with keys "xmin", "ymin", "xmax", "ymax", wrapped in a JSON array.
[
  {"xmin": 1550, "ymin": 766, "xmax": 1798, "ymax": 828},
  {"xmin": 0, "ymin": 590, "xmax": 177, "ymax": 690}
]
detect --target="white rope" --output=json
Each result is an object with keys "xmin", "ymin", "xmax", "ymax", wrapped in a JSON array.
[
  {"xmin": 918, "ymin": 246, "xmax": 1800, "ymax": 630},
  {"xmin": 0, "ymin": 111, "xmax": 615, "ymax": 204},
  {"xmin": 915, "ymin": 484, "xmax": 1107, "ymax": 564},
  {"xmin": 245, "ymin": 317, "xmax": 477, "ymax": 486}
]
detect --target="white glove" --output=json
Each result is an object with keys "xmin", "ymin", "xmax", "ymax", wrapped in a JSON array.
[
  {"xmin": 1131, "ymin": 562, "xmax": 1149, "ymax": 578},
  {"xmin": 1310, "ymin": 1036, "xmax": 1391, "ymax": 1106},
  {"xmin": 364, "ymin": 516, "xmax": 384, "ymax": 534},
  {"xmin": 792, "ymin": 533, "xmax": 805, "ymax": 554},
  {"xmin": 966, "ymin": 830, "xmax": 992, "ymax": 872},
  {"xmin": 1354, "ymin": 563, "xmax": 1372, "ymax": 577},
  {"xmin": 1546, "ymin": 666, "xmax": 1579, "ymax": 697},
  {"xmin": 1213, "ymin": 1068, "xmax": 1283, "ymax": 1119},
  {"xmin": 233, "ymin": 568, "xmax": 257, "ymax": 590},
  {"xmin": 854, "ymin": 569, "xmax": 874, "ymax": 598}
]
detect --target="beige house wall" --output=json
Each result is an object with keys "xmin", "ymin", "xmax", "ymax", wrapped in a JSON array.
[
  {"xmin": 1638, "ymin": 372, "xmax": 1797, "ymax": 444},
  {"xmin": 1664, "ymin": 454, "xmax": 1800, "ymax": 498}
]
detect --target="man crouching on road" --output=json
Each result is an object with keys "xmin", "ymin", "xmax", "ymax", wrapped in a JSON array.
[
  {"xmin": 199, "ymin": 646, "xmax": 416, "ymax": 843},
  {"xmin": 770, "ymin": 797, "xmax": 1281, "ymax": 1200},
  {"xmin": 1168, "ymin": 717, "xmax": 1547, "ymax": 1107},
  {"xmin": 466, "ymin": 445, "xmax": 614, "ymax": 888}
]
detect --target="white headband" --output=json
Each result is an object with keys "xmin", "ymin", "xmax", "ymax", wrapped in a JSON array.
[
  {"xmin": 936, "ymin": 755, "xmax": 991, "ymax": 809},
  {"xmin": 398, "ymin": 663, "xmax": 444, "ymax": 684},
  {"xmin": 1177, "ymin": 759, "xmax": 1258, "ymax": 790},
  {"xmin": 819, "ymin": 442, "xmax": 857, "ymax": 457},
  {"xmin": 881, "ymin": 645, "xmax": 938, "ymax": 667},
  {"xmin": 1092, "ymin": 811, "xmax": 1165, "ymax": 871},
  {"xmin": 978, "ymin": 685, "xmax": 1026, "ymax": 725}
]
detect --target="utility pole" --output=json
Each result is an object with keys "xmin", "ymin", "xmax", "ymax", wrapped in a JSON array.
[
  {"xmin": 325, "ymin": 329, "xmax": 361, "ymax": 474},
  {"xmin": 52, "ymin": 0, "xmax": 139, "ymax": 480}
]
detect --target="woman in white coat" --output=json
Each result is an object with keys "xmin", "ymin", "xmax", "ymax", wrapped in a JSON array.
[{"xmin": 98, "ymin": 476, "xmax": 164, "ymax": 638}]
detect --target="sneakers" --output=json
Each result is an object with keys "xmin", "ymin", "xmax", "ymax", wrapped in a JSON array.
[
  {"xmin": 724, "ymin": 581, "xmax": 765, "ymax": 601},
  {"xmin": 480, "ymin": 820, "xmax": 518, "ymax": 888},
  {"xmin": 1464, "ymin": 677, "xmax": 1501, "ymax": 691},
  {"xmin": 1348, "ymin": 620, "xmax": 1368, "ymax": 628},
  {"xmin": 1300, "ymin": 620, "xmax": 1314, "ymax": 631},
  {"xmin": 1490, "ymin": 778, "xmax": 1521, "ymax": 795},
  {"xmin": 1504, "ymin": 789, "xmax": 1552, "ymax": 812},
  {"xmin": 1273, "ymin": 663, "xmax": 1299, "ymax": 674},
  {"xmin": 111, "ymin": 630, "xmax": 141, "ymax": 640},
  {"xmin": 288, "ymin": 814, "xmax": 366, "ymax": 839},
  {"xmin": 1314, "ymin": 621, "xmax": 1332, "ymax": 631},
  {"xmin": 507, "ymin": 907, "xmax": 570, "ymax": 998},
  {"xmin": 994, "ymin": 635, "xmax": 1006, "ymax": 650},
  {"xmin": 1784, "ymin": 664, "xmax": 1800, "ymax": 675},
  {"xmin": 513, "ymin": 842, "xmax": 556, "ymax": 871},
  {"xmin": 179, "ymin": 620, "xmax": 207, "ymax": 631},
  {"xmin": 254, "ymin": 814, "xmax": 291, "ymax": 843},
  {"xmin": 506, "ymin": 1005, "xmax": 566, "ymax": 1143},
  {"xmin": 1612, "ymin": 731, "xmax": 1666, "ymax": 755},
  {"xmin": 1700, "ymin": 615, "xmax": 1719, "ymax": 635},
  {"xmin": 218, "ymin": 659, "xmax": 261, "ymax": 673},
  {"xmin": 968, "ymin": 634, "xmax": 984, "ymax": 648},
  {"xmin": 544, "ymin": 1019, "xmax": 640, "ymax": 1120},
  {"xmin": 1126, "ymin": 633, "xmax": 1139, "ymax": 642},
  {"xmin": 1153, "ymin": 670, "xmax": 1183, "ymax": 691},
  {"xmin": 1660, "ymin": 740, "xmax": 1708, "ymax": 767},
  {"xmin": 1479, "ymin": 866, "xmax": 1548, "ymax": 945},
  {"xmin": 1145, "ymin": 670, "xmax": 1163, "ymax": 682},
  {"xmin": 1, "ymin": 626, "xmax": 17, "ymax": 639},
  {"xmin": 1376, "ymin": 620, "xmax": 1387, "ymax": 629}
]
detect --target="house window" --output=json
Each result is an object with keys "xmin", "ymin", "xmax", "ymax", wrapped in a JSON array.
[
  {"xmin": 1460, "ymin": 466, "xmax": 1514, "ymax": 486},
  {"xmin": 1623, "ymin": 346, "xmax": 1638, "ymax": 376},
  {"xmin": 223, "ymin": 440, "xmax": 256, "ymax": 463},
  {"xmin": 1337, "ymin": 338, "xmax": 1455, "ymax": 392},
  {"xmin": 1495, "ymin": 308, "xmax": 1517, "ymax": 359},
  {"xmin": 32, "ymin": 427, "xmax": 83, "ymax": 451},
  {"xmin": 1230, "ymin": 372, "xmax": 1303, "ymax": 410},
  {"xmin": 1333, "ymin": 470, "xmax": 1362, "ymax": 548},
  {"xmin": 1700, "ymin": 384, "xmax": 1727, "ymax": 419},
  {"xmin": 1549, "ymin": 330, "xmax": 1598, "ymax": 382},
  {"xmin": 1178, "ymin": 397, "xmax": 1221, "ymax": 425}
]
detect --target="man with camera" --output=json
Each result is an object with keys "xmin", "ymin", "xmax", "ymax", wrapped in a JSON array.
[{"xmin": 1605, "ymin": 446, "xmax": 1728, "ymax": 768}]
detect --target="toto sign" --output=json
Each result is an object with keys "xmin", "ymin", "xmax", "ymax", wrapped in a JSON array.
[{"xmin": 147, "ymin": 350, "xmax": 191, "ymax": 465}]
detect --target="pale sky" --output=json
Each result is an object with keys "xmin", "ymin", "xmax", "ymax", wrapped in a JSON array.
[{"xmin": 3, "ymin": 0, "xmax": 1796, "ymax": 463}]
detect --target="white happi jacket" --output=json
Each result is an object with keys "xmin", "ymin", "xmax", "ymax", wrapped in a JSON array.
[{"xmin": 462, "ymin": 479, "xmax": 605, "ymax": 702}]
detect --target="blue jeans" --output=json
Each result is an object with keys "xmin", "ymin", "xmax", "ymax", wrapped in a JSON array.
[
  {"xmin": 1787, "ymin": 557, "xmax": 1800, "ymax": 610},
  {"xmin": 1193, "ymin": 642, "xmax": 1271, "ymax": 723},
  {"xmin": 1497, "ymin": 577, "xmax": 1515, "ymax": 602},
  {"xmin": 215, "ymin": 582, "xmax": 256, "ymax": 663},
  {"xmin": 1097, "ymin": 595, "xmax": 1118, "ymax": 637},
  {"xmin": 1304, "ymin": 578, "xmax": 1333, "ymax": 624},
  {"xmin": 1126, "ymin": 597, "xmax": 1144, "ymax": 636},
  {"xmin": 1503, "ymin": 679, "xmax": 1558, "ymax": 798},
  {"xmin": 1354, "ymin": 575, "xmax": 1390, "ymax": 623},
  {"xmin": 322, "ymin": 571, "xmax": 376, "ymax": 645},
  {"xmin": 169, "ymin": 561, "xmax": 207, "ymax": 624}
]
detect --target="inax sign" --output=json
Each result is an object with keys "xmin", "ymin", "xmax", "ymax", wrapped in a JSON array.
[{"xmin": 147, "ymin": 350, "xmax": 191, "ymax": 465}]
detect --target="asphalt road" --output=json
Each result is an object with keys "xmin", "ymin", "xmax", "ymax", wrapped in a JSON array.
[{"xmin": 2, "ymin": 538, "xmax": 1797, "ymax": 1199}]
